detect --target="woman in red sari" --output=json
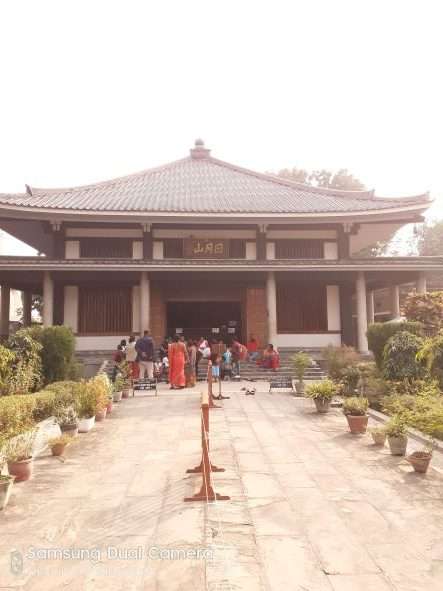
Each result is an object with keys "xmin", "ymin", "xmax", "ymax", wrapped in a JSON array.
[{"xmin": 168, "ymin": 334, "xmax": 189, "ymax": 389}]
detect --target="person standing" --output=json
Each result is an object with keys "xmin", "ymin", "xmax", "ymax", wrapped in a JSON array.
[
  {"xmin": 168, "ymin": 334, "xmax": 189, "ymax": 389},
  {"xmin": 185, "ymin": 339, "xmax": 197, "ymax": 387},
  {"xmin": 125, "ymin": 335, "xmax": 139, "ymax": 379},
  {"xmin": 231, "ymin": 336, "xmax": 241, "ymax": 377},
  {"xmin": 135, "ymin": 330, "xmax": 155, "ymax": 379}
]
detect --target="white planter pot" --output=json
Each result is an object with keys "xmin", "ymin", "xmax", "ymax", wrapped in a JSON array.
[{"xmin": 78, "ymin": 416, "xmax": 96, "ymax": 433}]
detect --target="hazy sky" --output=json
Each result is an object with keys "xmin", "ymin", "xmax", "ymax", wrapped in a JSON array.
[{"xmin": 0, "ymin": 0, "xmax": 442, "ymax": 231}]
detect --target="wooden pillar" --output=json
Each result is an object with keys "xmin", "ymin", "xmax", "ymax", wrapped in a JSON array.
[
  {"xmin": 51, "ymin": 223, "xmax": 65, "ymax": 259},
  {"xmin": 390, "ymin": 284, "xmax": 401, "ymax": 319},
  {"xmin": 42, "ymin": 272, "xmax": 54, "ymax": 327},
  {"xmin": 23, "ymin": 291, "xmax": 32, "ymax": 327},
  {"xmin": 256, "ymin": 225, "xmax": 267, "ymax": 261},
  {"xmin": 142, "ymin": 224, "xmax": 153, "ymax": 260},
  {"xmin": 337, "ymin": 225, "xmax": 351, "ymax": 258},
  {"xmin": 140, "ymin": 271, "xmax": 150, "ymax": 333},
  {"xmin": 339, "ymin": 283, "xmax": 354, "ymax": 346},
  {"xmin": 356, "ymin": 272, "xmax": 369, "ymax": 354},
  {"xmin": 266, "ymin": 271, "xmax": 277, "ymax": 344},
  {"xmin": 417, "ymin": 272, "xmax": 427, "ymax": 294},
  {"xmin": 367, "ymin": 290, "xmax": 375, "ymax": 325},
  {"xmin": 0, "ymin": 285, "xmax": 10, "ymax": 339}
]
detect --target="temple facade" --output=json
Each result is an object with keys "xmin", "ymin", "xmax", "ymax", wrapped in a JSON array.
[{"xmin": 0, "ymin": 140, "xmax": 440, "ymax": 353}]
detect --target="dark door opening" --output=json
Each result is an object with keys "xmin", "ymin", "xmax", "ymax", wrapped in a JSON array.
[{"xmin": 167, "ymin": 301, "xmax": 242, "ymax": 342}]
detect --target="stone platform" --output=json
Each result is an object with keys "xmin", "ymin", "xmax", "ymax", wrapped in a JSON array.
[{"xmin": 1, "ymin": 382, "xmax": 443, "ymax": 590}]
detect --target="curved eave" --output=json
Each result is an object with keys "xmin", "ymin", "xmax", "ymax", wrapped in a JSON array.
[{"xmin": 0, "ymin": 200, "xmax": 431, "ymax": 223}]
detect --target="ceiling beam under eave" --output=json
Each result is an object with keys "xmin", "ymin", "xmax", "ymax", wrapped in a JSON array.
[{"xmin": 0, "ymin": 219, "xmax": 54, "ymax": 256}]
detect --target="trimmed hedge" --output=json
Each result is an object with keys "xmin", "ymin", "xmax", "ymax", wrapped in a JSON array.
[
  {"xmin": 367, "ymin": 321, "xmax": 424, "ymax": 368},
  {"xmin": 23, "ymin": 326, "xmax": 76, "ymax": 385}
]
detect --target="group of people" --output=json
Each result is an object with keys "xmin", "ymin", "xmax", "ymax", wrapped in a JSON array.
[{"xmin": 112, "ymin": 332, "xmax": 280, "ymax": 390}]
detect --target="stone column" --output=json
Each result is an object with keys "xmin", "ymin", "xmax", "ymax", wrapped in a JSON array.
[
  {"xmin": 140, "ymin": 271, "xmax": 150, "ymax": 333},
  {"xmin": 23, "ymin": 290, "xmax": 32, "ymax": 327},
  {"xmin": 390, "ymin": 284, "xmax": 401, "ymax": 319},
  {"xmin": 417, "ymin": 272, "xmax": 427, "ymax": 294},
  {"xmin": 0, "ymin": 285, "xmax": 10, "ymax": 338},
  {"xmin": 367, "ymin": 290, "xmax": 375, "ymax": 325},
  {"xmin": 266, "ymin": 271, "xmax": 277, "ymax": 344},
  {"xmin": 355, "ymin": 271, "xmax": 369, "ymax": 354},
  {"xmin": 42, "ymin": 271, "xmax": 54, "ymax": 327}
]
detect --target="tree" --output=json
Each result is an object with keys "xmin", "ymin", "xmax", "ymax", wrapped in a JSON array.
[
  {"xmin": 416, "ymin": 220, "xmax": 443, "ymax": 256},
  {"xmin": 276, "ymin": 166, "xmax": 365, "ymax": 191}
]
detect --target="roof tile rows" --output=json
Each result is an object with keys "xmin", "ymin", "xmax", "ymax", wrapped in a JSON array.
[{"xmin": 0, "ymin": 142, "xmax": 431, "ymax": 214}]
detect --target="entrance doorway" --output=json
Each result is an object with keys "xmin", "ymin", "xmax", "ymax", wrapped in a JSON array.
[{"xmin": 166, "ymin": 301, "xmax": 242, "ymax": 342}]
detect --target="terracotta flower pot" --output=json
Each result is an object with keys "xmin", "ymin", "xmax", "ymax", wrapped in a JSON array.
[
  {"xmin": 0, "ymin": 476, "xmax": 15, "ymax": 510},
  {"xmin": 60, "ymin": 424, "xmax": 78, "ymax": 438},
  {"xmin": 407, "ymin": 451, "xmax": 431, "ymax": 473},
  {"xmin": 371, "ymin": 431, "xmax": 386, "ymax": 446},
  {"xmin": 388, "ymin": 435, "xmax": 408, "ymax": 456},
  {"xmin": 122, "ymin": 388, "xmax": 130, "ymax": 399},
  {"xmin": 314, "ymin": 398, "xmax": 330, "ymax": 413},
  {"xmin": 95, "ymin": 408, "xmax": 107, "ymax": 421},
  {"xmin": 113, "ymin": 391, "xmax": 123, "ymax": 403},
  {"xmin": 106, "ymin": 400, "xmax": 113, "ymax": 414},
  {"xmin": 78, "ymin": 416, "xmax": 95, "ymax": 433},
  {"xmin": 346, "ymin": 414, "xmax": 368, "ymax": 434},
  {"xmin": 7, "ymin": 458, "xmax": 34, "ymax": 482},
  {"xmin": 51, "ymin": 443, "xmax": 67, "ymax": 457}
]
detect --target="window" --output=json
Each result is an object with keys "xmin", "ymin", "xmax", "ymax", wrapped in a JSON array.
[
  {"xmin": 80, "ymin": 238, "xmax": 132, "ymax": 258},
  {"xmin": 163, "ymin": 239, "xmax": 184, "ymax": 258},
  {"xmin": 78, "ymin": 286, "xmax": 132, "ymax": 334},
  {"xmin": 277, "ymin": 282, "xmax": 327, "ymax": 332},
  {"xmin": 274, "ymin": 239, "xmax": 323, "ymax": 259}
]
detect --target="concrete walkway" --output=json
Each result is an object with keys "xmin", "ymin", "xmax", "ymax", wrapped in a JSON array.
[{"xmin": 1, "ymin": 383, "xmax": 443, "ymax": 590}]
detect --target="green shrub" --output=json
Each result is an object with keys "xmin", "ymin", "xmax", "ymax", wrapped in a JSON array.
[
  {"xmin": 25, "ymin": 326, "xmax": 76, "ymax": 385},
  {"xmin": 322, "ymin": 345, "xmax": 359, "ymax": 382},
  {"xmin": 0, "ymin": 345, "xmax": 15, "ymax": 396},
  {"xmin": 0, "ymin": 395, "xmax": 36, "ymax": 441},
  {"xmin": 383, "ymin": 331, "xmax": 426, "ymax": 381},
  {"xmin": 305, "ymin": 379, "xmax": 338, "ymax": 401},
  {"xmin": 367, "ymin": 321, "xmax": 424, "ymax": 369},
  {"xmin": 403, "ymin": 292, "xmax": 443, "ymax": 332},
  {"xmin": 291, "ymin": 352, "xmax": 312, "ymax": 382},
  {"xmin": 5, "ymin": 329, "xmax": 42, "ymax": 394},
  {"xmin": 417, "ymin": 331, "xmax": 443, "ymax": 387},
  {"xmin": 340, "ymin": 366, "xmax": 360, "ymax": 395},
  {"xmin": 343, "ymin": 396, "xmax": 369, "ymax": 416}
]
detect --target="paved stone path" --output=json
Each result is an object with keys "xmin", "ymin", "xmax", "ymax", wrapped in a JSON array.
[{"xmin": 1, "ymin": 383, "xmax": 443, "ymax": 590}]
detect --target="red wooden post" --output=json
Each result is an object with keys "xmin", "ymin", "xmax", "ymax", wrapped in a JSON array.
[{"xmin": 184, "ymin": 391, "xmax": 230, "ymax": 502}]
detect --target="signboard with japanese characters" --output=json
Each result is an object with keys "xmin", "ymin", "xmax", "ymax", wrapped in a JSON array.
[{"xmin": 184, "ymin": 238, "xmax": 229, "ymax": 258}]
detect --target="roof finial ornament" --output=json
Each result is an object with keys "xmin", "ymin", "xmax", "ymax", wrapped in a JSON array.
[{"xmin": 190, "ymin": 138, "xmax": 210, "ymax": 159}]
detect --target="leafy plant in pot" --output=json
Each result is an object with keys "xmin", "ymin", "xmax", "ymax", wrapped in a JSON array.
[
  {"xmin": 48, "ymin": 434, "xmax": 72, "ymax": 457},
  {"xmin": 384, "ymin": 415, "xmax": 408, "ymax": 456},
  {"xmin": 305, "ymin": 380, "xmax": 338, "ymax": 413},
  {"xmin": 113, "ymin": 375, "xmax": 125, "ymax": 403},
  {"xmin": 370, "ymin": 426, "xmax": 387, "ymax": 446},
  {"xmin": 0, "ymin": 474, "xmax": 15, "ymax": 510},
  {"xmin": 291, "ymin": 352, "xmax": 312, "ymax": 395},
  {"xmin": 77, "ymin": 383, "xmax": 97, "ymax": 433},
  {"xmin": 4, "ymin": 429, "xmax": 37, "ymax": 482},
  {"xmin": 340, "ymin": 366, "xmax": 360, "ymax": 396},
  {"xmin": 54, "ymin": 405, "xmax": 79, "ymax": 437},
  {"xmin": 118, "ymin": 361, "xmax": 132, "ymax": 398},
  {"xmin": 343, "ymin": 397, "xmax": 369, "ymax": 434},
  {"xmin": 89, "ymin": 374, "xmax": 110, "ymax": 421}
]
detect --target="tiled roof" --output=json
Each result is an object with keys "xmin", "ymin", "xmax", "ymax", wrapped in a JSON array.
[{"xmin": 0, "ymin": 141, "xmax": 431, "ymax": 214}]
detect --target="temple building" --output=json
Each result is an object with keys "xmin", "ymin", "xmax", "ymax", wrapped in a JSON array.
[{"xmin": 0, "ymin": 140, "xmax": 440, "ymax": 353}]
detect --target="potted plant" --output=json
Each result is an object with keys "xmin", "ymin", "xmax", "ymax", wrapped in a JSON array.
[
  {"xmin": 118, "ymin": 362, "xmax": 132, "ymax": 398},
  {"xmin": 340, "ymin": 366, "xmax": 360, "ymax": 396},
  {"xmin": 106, "ymin": 395, "xmax": 113, "ymax": 415},
  {"xmin": 370, "ymin": 426, "xmax": 387, "ymax": 446},
  {"xmin": 305, "ymin": 379, "xmax": 337, "ymax": 413},
  {"xmin": 48, "ymin": 434, "xmax": 72, "ymax": 457},
  {"xmin": 0, "ymin": 474, "xmax": 15, "ymax": 510},
  {"xmin": 113, "ymin": 376, "xmax": 124, "ymax": 403},
  {"xmin": 343, "ymin": 397, "xmax": 369, "ymax": 434},
  {"xmin": 4, "ymin": 429, "xmax": 37, "ymax": 482},
  {"xmin": 291, "ymin": 352, "xmax": 312, "ymax": 395},
  {"xmin": 77, "ymin": 383, "xmax": 96, "ymax": 433},
  {"xmin": 407, "ymin": 444, "xmax": 433, "ymax": 474},
  {"xmin": 54, "ymin": 405, "xmax": 79, "ymax": 437},
  {"xmin": 385, "ymin": 415, "xmax": 408, "ymax": 455}
]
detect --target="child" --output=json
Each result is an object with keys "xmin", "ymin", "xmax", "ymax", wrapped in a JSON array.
[
  {"xmin": 162, "ymin": 355, "xmax": 169, "ymax": 383},
  {"xmin": 211, "ymin": 353, "xmax": 221, "ymax": 382},
  {"xmin": 222, "ymin": 348, "xmax": 233, "ymax": 381}
]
